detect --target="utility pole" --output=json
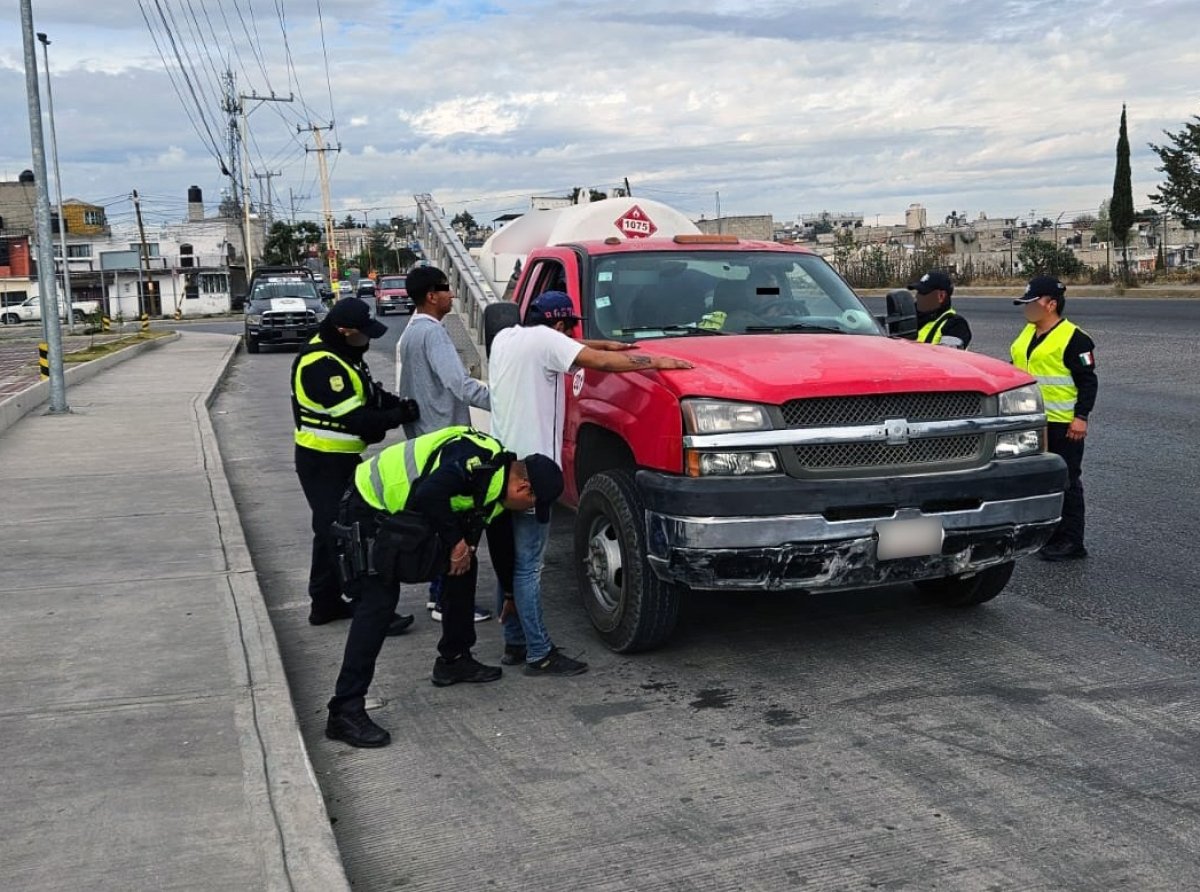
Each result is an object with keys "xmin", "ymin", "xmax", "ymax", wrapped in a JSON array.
[
  {"xmin": 300, "ymin": 123, "xmax": 340, "ymax": 289},
  {"xmin": 239, "ymin": 91, "xmax": 293, "ymax": 277},
  {"xmin": 251, "ymin": 170, "xmax": 282, "ymax": 223},
  {"xmin": 37, "ymin": 32, "xmax": 73, "ymax": 334},
  {"xmin": 715, "ymin": 191, "xmax": 722, "ymax": 234},
  {"xmin": 132, "ymin": 189, "xmax": 153, "ymax": 318},
  {"xmin": 20, "ymin": 0, "xmax": 67, "ymax": 413}
]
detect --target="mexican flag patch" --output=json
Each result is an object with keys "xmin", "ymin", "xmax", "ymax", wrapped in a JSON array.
[{"xmin": 1078, "ymin": 351, "xmax": 1095, "ymax": 367}]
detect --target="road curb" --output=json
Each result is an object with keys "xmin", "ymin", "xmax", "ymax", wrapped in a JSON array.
[
  {"xmin": 0, "ymin": 332, "xmax": 180, "ymax": 437},
  {"xmin": 195, "ymin": 335, "xmax": 351, "ymax": 891}
]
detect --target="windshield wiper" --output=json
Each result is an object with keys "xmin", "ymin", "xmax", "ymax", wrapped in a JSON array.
[
  {"xmin": 614, "ymin": 325, "xmax": 726, "ymax": 336},
  {"xmin": 744, "ymin": 322, "xmax": 845, "ymax": 334}
]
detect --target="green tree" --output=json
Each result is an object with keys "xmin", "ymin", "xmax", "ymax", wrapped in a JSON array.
[
  {"xmin": 451, "ymin": 212, "xmax": 476, "ymax": 232},
  {"xmin": 1017, "ymin": 238, "xmax": 1085, "ymax": 278},
  {"xmin": 1149, "ymin": 115, "xmax": 1200, "ymax": 228},
  {"xmin": 1110, "ymin": 105, "xmax": 1135, "ymax": 278},
  {"xmin": 367, "ymin": 224, "xmax": 391, "ymax": 273},
  {"xmin": 262, "ymin": 220, "xmax": 323, "ymax": 265}
]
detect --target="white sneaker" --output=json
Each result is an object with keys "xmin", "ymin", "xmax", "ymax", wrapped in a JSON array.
[
  {"xmin": 425, "ymin": 600, "xmax": 437, "ymax": 610},
  {"xmin": 430, "ymin": 607, "xmax": 491, "ymax": 623}
]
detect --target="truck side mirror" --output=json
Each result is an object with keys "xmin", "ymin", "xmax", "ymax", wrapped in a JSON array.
[
  {"xmin": 884, "ymin": 289, "xmax": 918, "ymax": 340},
  {"xmin": 483, "ymin": 302, "xmax": 521, "ymax": 358}
]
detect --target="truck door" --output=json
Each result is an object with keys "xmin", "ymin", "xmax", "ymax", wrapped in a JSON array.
[{"xmin": 515, "ymin": 255, "xmax": 588, "ymax": 501}]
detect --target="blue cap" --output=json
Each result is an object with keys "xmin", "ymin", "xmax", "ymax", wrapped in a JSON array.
[{"xmin": 526, "ymin": 291, "xmax": 581, "ymax": 326}]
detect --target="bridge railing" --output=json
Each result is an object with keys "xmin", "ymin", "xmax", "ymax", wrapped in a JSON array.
[{"xmin": 413, "ymin": 193, "xmax": 498, "ymax": 375}]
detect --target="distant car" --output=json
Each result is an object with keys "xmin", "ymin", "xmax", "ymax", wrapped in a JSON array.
[
  {"xmin": 243, "ymin": 269, "xmax": 327, "ymax": 354},
  {"xmin": 356, "ymin": 279, "xmax": 376, "ymax": 300},
  {"xmin": 376, "ymin": 275, "xmax": 412, "ymax": 315}
]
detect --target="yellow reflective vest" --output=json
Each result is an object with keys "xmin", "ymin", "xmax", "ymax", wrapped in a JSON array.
[
  {"xmin": 292, "ymin": 335, "xmax": 368, "ymax": 453},
  {"xmin": 355, "ymin": 426, "xmax": 507, "ymax": 523},
  {"xmin": 917, "ymin": 309, "xmax": 957, "ymax": 345},
  {"xmin": 1010, "ymin": 320, "xmax": 1080, "ymax": 423}
]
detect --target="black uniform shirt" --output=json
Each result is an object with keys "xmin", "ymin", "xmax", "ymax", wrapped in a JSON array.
[{"xmin": 1025, "ymin": 320, "xmax": 1097, "ymax": 419}]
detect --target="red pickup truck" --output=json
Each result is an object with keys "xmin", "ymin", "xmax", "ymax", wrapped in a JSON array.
[{"xmin": 484, "ymin": 233, "xmax": 1066, "ymax": 652}]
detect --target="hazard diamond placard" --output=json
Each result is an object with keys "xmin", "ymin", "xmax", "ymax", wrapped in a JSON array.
[{"xmin": 613, "ymin": 205, "xmax": 657, "ymax": 239}]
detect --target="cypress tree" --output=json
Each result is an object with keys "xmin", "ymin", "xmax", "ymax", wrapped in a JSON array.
[{"xmin": 1110, "ymin": 105, "xmax": 1135, "ymax": 280}]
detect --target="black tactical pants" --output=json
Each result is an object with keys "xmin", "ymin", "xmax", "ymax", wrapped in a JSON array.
[
  {"xmin": 1047, "ymin": 422, "xmax": 1086, "ymax": 548},
  {"xmin": 295, "ymin": 445, "xmax": 361, "ymax": 618}
]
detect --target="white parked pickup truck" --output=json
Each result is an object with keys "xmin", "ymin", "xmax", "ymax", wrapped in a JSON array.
[{"xmin": 0, "ymin": 296, "xmax": 101, "ymax": 325}]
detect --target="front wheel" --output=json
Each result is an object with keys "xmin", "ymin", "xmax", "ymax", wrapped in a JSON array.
[
  {"xmin": 575, "ymin": 469, "xmax": 681, "ymax": 653},
  {"xmin": 914, "ymin": 561, "xmax": 1014, "ymax": 608},
  {"xmin": 245, "ymin": 333, "xmax": 261, "ymax": 354},
  {"xmin": 2, "ymin": 313, "xmax": 19, "ymax": 325},
  {"xmin": 72, "ymin": 309, "xmax": 85, "ymax": 323}
]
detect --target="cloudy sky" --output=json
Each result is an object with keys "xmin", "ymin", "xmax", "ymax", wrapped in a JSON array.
[{"xmin": 2, "ymin": 0, "xmax": 1196, "ymax": 232}]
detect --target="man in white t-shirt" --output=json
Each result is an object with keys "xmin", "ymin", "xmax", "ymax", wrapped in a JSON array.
[{"xmin": 488, "ymin": 290, "xmax": 694, "ymax": 676}]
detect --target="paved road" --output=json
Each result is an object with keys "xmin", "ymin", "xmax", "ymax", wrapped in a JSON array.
[{"xmin": 209, "ymin": 298, "xmax": 1200, "ymax": 890}]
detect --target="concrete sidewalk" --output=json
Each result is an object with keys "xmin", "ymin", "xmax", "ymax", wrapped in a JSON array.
[{"xmin": 0, "ymin": 332, "xmax": 347, "ymax": 891}]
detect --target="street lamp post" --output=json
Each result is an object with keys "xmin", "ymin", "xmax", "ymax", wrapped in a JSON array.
[{"xmin": 37, "ymin": 31, "xmax": 74, "ymax": 334}]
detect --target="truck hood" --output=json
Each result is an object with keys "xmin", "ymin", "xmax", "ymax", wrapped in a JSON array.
[{"xmin": 641, "ymin": 333, "xmax": 1033, "ymax": 402}]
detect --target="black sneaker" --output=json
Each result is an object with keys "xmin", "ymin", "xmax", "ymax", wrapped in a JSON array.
[
  {"xmin": 386, "ymin": 613, "xmax": 415, "ymax": 636},
  {"xmin": 431, "ymin": 654, "xmax": 503, "ymax": 687},
  {"xmin": 1038, "ymin": 541, "xmax": 1089, "ymax": 562},
  {"xmin": 500, "ymin": 644, "xmax": 527, "ymax": 666},
  {"xmin": 524, "ymin": 648, "xmax": 588, "ymax": 677},
  {"xmin": 308, "ymin": 599, "xmax": 355, "ymax": 626},
  {"xmin": 325, "ymin": 707, "xmax": 391, "ymax": 748}
]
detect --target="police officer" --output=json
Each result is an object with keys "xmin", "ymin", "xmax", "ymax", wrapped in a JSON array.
[
  {"xmin": 907, "ymin": 270, "xmax": 972, "ymax": 349},
  {"xmin": 325, "ymin": 426, "xmax": 564, "ymax": 748},
  {"xmin": 292, "ymin": 297, "xmax": 419, "ymax": 629},
  {"xmin": 1011, "ymin": 276, "xmax": 1097, "ymax": 561}
]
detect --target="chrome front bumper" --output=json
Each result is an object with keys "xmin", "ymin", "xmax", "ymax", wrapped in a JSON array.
[{"xmin": 645, "ymin": 492, "xmax": 1063, "ymax": 591}]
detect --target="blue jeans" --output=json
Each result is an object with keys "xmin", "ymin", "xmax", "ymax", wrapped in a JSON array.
[{"xmin": 496, "ymin": 509, "xmax": 553, "ymax": 663}]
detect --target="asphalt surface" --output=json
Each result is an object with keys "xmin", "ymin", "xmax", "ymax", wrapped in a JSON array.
[{"xmin": 206, "ymin": 297, "xmax": 1200, "ymax": 890}]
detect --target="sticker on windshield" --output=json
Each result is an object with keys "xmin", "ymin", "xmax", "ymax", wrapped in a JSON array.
[
  {"xmin": 572, "ymin": 368, "xmax": 585, "ymax": 397},
  {"xmin": 595, "ymin": 295, "xmax": 611, "ymax": 308},
  {"xmin": 598, "ymin": 271, "xmax": 613, "ymax": 282}
]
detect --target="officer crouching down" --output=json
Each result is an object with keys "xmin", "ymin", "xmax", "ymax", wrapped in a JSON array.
[{"xmin": 326, "ymin": 426, "xmax": 564, "ymax": 748}]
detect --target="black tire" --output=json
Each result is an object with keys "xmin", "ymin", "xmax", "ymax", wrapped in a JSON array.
[
  {"xmin": 575, "ymin": 469, "xmax": 681, "ymax": 653},
  {"xmin": 914, "ymin": 561, "xmax": 1014, "ymax": 608},
  {"xmin": 377, "ymin": 306, "xmax": 386, "ymax": 317},
  {"xmin": 72, "ymin": 309, "xmax": 85, "ymax": 323},
  {"xmin": 245, "ymin": 333, "xmax": 261, "ymax": 354},
  {"xmin": 2, "ymin": 313, "xmax": 18, "ymax": 325}
]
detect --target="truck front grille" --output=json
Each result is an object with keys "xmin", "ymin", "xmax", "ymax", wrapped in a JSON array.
[
  {"xmin": 262, "ymin": 310, "xmax": 317, "ymax": 328},
  {"xmin": 790, "ymin": 434, "xmax": 985, "ymax": 471},
  {"xmin": 781, "ymin": 392, "xmax": 984, "ymax": 428}
]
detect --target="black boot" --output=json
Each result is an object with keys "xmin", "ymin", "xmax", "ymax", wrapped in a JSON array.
[
  {"xmin": 325, "ymin": 707, "xmax": 391, "ymax": 748},
  {"xmin": 386, "ymin": 613, "xmax": 415, "ymax": 636}
]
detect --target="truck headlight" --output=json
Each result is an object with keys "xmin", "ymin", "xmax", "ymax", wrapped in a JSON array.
[
  {"xmin": 994, "ymin": 430, "xmax": 1043, "ymax": 458},
  {"xmin": 685, "ymin": 450, "xmax": 779, "ymax": 476},
  {"xmin": 246, "ymin": 313, "xmax": 263, "ymax": 325},
  {"xmin": 681, "ymin": 399, "xmax": 770, "ymax": 434},
  {"xmin": 999, "ymin": 384, "xmax": 1042, "ymax": 415}
]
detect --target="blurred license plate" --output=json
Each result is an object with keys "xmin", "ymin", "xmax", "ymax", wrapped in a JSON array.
[{"xmin": 876, "ymin": 517, "xmax": 943, "ymax": 560}]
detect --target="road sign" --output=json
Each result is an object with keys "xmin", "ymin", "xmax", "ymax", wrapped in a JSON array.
[{"xmin": 613, "ymin": 205, "xmax": 657, "ymax": 239}]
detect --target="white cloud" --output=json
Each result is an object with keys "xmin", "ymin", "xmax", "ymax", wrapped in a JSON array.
[{"xmin": 0, "ymin": 0, "xmax": 1195, "ymax": 227}]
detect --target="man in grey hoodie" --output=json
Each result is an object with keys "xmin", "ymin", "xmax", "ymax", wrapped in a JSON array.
[{"xmin": 396, "ymin": 265, "xmax": 494, "ymax": 621}]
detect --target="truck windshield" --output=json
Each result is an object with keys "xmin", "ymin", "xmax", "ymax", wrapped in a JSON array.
[
  {"xmin": 588, "ymin": 251, "xmax": 880, "ymax": 339},
  {"xmin": 250, "ymin": 280, "xmax": 320, "ymax": 303},
  {"xmin": 379, "ymin": 277, "xmax": 405, "ymax": 290}
]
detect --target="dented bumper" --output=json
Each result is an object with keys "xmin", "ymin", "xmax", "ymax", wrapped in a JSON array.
[{"xmin": 638, "ymin": 455, "xmax": 1066, "ymax": 591}]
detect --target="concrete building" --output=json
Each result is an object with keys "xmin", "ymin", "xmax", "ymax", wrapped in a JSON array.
[{"xmin": 695, "ymin": 214, "xmax": 773, "ymax": 240}]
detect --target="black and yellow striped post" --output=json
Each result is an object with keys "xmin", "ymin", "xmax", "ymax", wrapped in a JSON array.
[
  {"xmin": 101, "ymin": 315, "xmax": 112, "ymax": 332},
  {"xmin": 140, "ymin": 313, "xmax": 150, "ymax": 333},
  {"xmin": 38, "ymin": 342, "xmax": 49, "ymax": 379},
  {"xmin": 173, "ymin": 306, "xmax": 182, "ymax": 321}
]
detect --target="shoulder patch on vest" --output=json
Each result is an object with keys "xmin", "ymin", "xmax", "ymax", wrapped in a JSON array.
[
  {"xmin": 465, "ymin": 456, "xmax": 482, "ymax": 473},
  {"xmin": 330, "ymin": 375, "xmax": 345, "ymax": 393}
]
